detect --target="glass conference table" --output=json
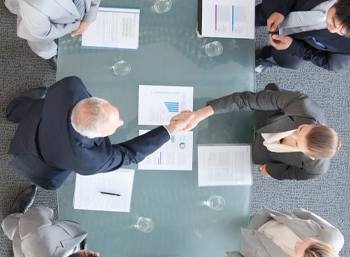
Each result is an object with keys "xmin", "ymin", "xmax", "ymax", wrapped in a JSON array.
[{"xmin": 56, "ymin": 0, "xmax": 255, "ymax": 256}]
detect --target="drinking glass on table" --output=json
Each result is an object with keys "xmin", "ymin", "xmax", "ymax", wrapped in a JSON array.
[
  {"xmin": 153, "ymin": 0, "xmax": 172, "ymax": 13},
  {"xmin": 204, "ymin": 196, "xmax": 226, "ymax": 210},
  {"xmin": 112, "ymin": 60, "xmax": 131, "ymax": 76},
  {"xmin": 203, "ymin": 41, "xmax": 223, "ymax": 57},
  {"xmin": 135, "ymin": 217, "xmax": 154, "ymax": 233}
]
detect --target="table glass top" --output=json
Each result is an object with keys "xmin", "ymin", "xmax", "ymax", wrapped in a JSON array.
[{"xmin": 57, "ymin": 0, "xmax": 255, "ymax": 256}]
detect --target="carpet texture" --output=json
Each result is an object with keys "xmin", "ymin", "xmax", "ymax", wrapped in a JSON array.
[{"xmin": 0, "ymin": 1, "xmax": 349, "ymax": 256}]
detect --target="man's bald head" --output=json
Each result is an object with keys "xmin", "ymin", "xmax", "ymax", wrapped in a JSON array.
[{"xmin": 71, "ymin": 97, "xmax": 124, "ymax": 138}]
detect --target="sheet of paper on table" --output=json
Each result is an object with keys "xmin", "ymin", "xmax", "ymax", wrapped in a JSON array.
[
  {"xmin": 198, "ymin": 144, "xmax": 252, "ymax": 186},
  {"xmin": 138, "ymin": 130, "xmax": 193, "ymax": 170},
  {"xmin": 138, "ymin": 85, "xmax": 193, "ymax": 125},
  {"xmin": 198, "ymin": 0, "xmax": 255, "ymax": 39},
  {"xmin": 81, "ymin": 7, "xmax": 140, "ymax": 50},
  {"xmin": 73, "ymin": 168, "xmax": 135, "ymax": 212}
]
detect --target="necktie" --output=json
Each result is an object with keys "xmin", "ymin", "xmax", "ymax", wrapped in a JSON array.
[
  {"xmin": 279, "ymin": 11, "xmax": 326, "ymax": 29},
  {"xmin": 73, "ymin": 0, "xmax": 85, "ymax": 19}
]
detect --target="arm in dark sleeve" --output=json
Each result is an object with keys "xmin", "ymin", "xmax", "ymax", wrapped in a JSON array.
[
  {"xmin": 265, "ymin": 160, "xmax": 328, "ymax": 180},
  {"xmin": 93, "ymin": 126, "xmax": 170, "ymax": 174},
  {"xmin": 206, "ymin": 88, "xmax": 312, "ymax": 116},
  {"xmin": 262, "ymin": 0, "xmax": 297, "ymax": 17},
  {"xmin": 287, "ymin": 39, "xmax": 350, "ymax": 72}
]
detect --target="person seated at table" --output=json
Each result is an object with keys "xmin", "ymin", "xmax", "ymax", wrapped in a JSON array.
[
  {"xmin": 171, "ymin": 84, "xmax": 340, "ymax": 180},
  {"xmin": 6, "ymin": 76, "xmax": 194, "ymax": 190},
  {"xmin": 225, "ymin": 208, "xmax": 343, "ymax": 257},
  {"xmin": 255, "ymin": 0, "xmax": 350, "ymax": 75},
  {"xmin": 1, "ymin": 185, "xmax": 101, "ymax": 257},
  {"xmin": 4, "ymin": 0, "xmax": 101, "ymax": 70}
]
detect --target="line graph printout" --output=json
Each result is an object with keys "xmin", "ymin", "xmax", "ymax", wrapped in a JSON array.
[
  {"xmin": 198, "ymin": 144, "xmax": 252, "ymax": 186},
  {"xmin": 138, "ymin": 130, "xmax": 193, "ymax": 170},
  {"xmin": 138, "ymin": 85, "xmax": 193, "ymax": 125}
]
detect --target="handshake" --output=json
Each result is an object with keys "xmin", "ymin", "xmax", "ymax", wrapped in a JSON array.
[{"xmin": 167, "ymin": 105, "xmax": 215, "ymax": 134}]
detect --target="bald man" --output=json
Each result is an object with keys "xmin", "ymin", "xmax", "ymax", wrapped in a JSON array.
[{"xmin": 6, "ymin": 76, "xmax": 193, "ymax": 190}]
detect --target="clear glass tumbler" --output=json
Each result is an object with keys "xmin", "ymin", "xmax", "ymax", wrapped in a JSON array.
[
  {"xmin": 204, "ymin": 196, "xmax": 226, "ymax": 210},
  {"xmin": 204, "ymin": 41, "xmax": 223, "ymax": 57},
  {"xmin": 153, "ymin": 0, "xmax": 172, "ymax": 13},
  {"xmin": 135, "ymin": 217, "xmax": 154, "ymax": 233},
  {"xmin": 113, "ymin": 60, "xmax": 131, "ymax": 76}
]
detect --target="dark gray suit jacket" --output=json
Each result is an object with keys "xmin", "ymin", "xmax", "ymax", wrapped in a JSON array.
[{"xmin": 207, "ymin": 84, "xmax": 330, "ymax": 180}]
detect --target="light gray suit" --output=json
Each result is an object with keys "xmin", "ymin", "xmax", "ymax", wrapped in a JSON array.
[
  {"xmin": 4, "ymin": 0, "xmax": 101, "ymax": 59},
  {"xmin": 1, "ymin": 206, "xmax": 87, "ymax": 257},
  {"xmin": 227, "ymin": 208, "xmax": 344, "ymax": 257},
  {"xmin": 207, "ymin": 84, "xmax": 330, "ymax": 180}
]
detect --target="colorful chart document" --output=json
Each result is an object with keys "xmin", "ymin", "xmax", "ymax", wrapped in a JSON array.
[
  {"xmin": 198, "ymin": 144, "xmax": 252, "ymax": 186},
  {"xmin": 200, "ymin": 0, "xmax": 255, "ymax": 39},
  {"xmin": 82, "ymin": 7, "xmax": 140, "ymax": 50},
  {"xmin": 138, "ymin": 130, "xmax": 193, "ymax": 170},
  {"xmin": 73, "ymin": 169, "xmax": 135, "ymax": 212},
  {"xmin": 138, "ymin": 85, "xmax": 193, "ymax": 125}
]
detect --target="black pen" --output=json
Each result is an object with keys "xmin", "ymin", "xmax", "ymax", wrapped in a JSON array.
[{"xmin": 97, "ymin": 191, "xmax": 121, "ymax": 196}]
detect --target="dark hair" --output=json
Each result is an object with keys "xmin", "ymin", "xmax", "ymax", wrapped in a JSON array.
[
  {"xmin": 305, "ymin": 124, "xmax": 341, "ymax": 159},
  {"xmin": 304, "ymin": 239, "xmax": 339, "ymax": 257},
  {"xmin": 333, "ymin": 0, "xmax": 350, "ymax": 37},
  {"xmin": 69, "ymin": 251, "xmax": 99, "ymax": 257}
]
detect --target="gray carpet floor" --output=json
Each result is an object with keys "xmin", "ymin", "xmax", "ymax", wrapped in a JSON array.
[{"xmin": 0, "ymin": 1, "xmax": 349, "ymax": 256}]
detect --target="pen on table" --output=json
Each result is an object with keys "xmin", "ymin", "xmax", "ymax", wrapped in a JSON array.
[{"xmin": 97, "ymin": 191, "xmax": 121, "ymax": 196}]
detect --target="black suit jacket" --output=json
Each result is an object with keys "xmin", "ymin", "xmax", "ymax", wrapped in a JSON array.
[
  {"xmin": 8, "ymin": 76, "xmax": 170, "ymax": 190},
  {"xmin": 262, "ymin": 0, "xmax": 350, "ymax": 72},
  {"xmin": 206, "ymin": 84, "xmax": 330, "ymax": 180}
]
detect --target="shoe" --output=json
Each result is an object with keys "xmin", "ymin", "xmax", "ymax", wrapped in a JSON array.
[
  {"xmin": 22, "ymin": 87, "xmax": 47, "ymax": 99},
  {"xmin": 9, "ymin": 185, "xmax": 38, "ymax": 214},
  {"xmin": 255, "ymin": 60, "xmax": 267, "ymax": 75},
  {"xmin": 46, "ymin": 54, "xmax": 57, "ymax": 71}
]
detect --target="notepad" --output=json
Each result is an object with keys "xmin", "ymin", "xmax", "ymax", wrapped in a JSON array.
[
  {"xmin": 82, "ymin": 7, "xmax": 140, "ymax": 50},
  {"xmin": 197, "ymin": 0, "xmax": 255, "ymax": 39},
  {"xmin": 73, "ymin": 169, "xmax": 135, "ymax": 212}
]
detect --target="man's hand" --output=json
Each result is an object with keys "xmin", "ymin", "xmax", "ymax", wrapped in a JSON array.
[
  {"xmin": 171, "ymin": 106, "xmax": 214, "ymax": 132},
  {"xmin": 267, "ymin": 12, "xmax": 284, "ymax": 32},
  {"xmin": 166, "ymin": 113, "xmax": 194, "ymax": 136},
  {"xmin": 70, "ymin": 20, "xmax": 91, "ymax": 37},
  {"xmin": 258, "ymin": 164, "xmax": 270, "ymax": 177},
  {"xmin": 269, "ymin": 34, "xmax": 293, "ymax": 50}
]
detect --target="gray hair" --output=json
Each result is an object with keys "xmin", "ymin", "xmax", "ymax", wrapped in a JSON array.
[{"xmin": 71, "ymin": 97, "xmax": 109, "ymax": 138}]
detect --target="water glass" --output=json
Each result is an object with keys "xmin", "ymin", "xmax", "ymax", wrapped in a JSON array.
[
  {"xmin": 153, "ymin": 0, "xmax": 172, "ymax": 13},
  {"xmin": 204, "ymin": 196, "xmax": 226, "ymax": 210},
  {"xmin": 113, "ymin": 60, "xmax": 131, "ymax": 76},
  {"xmin": 135, "ymin": 217, "xmax": 154, "ymax": 233},
  {"xmin": 204, "ymin": 41, "xmax": 223, "ymax": 57}
]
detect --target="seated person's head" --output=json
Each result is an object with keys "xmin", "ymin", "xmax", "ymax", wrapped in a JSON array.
[
  {"xmin": 327, "ymin": 0, "xmax": 350, "ymax": 37},
  {"xmin": 291, "ymin": 124, "xmax": 340, "ymax": 160},
  {"xmin": 71, "ymin": 97, "xmax": 124, "ymax": 138},
  {"xmin": 294, "ymin": 238, "xmax": 339, "ymax": 257},
  {"xmin": 69, "ymin": 250, "xmax": 100, "ymax": 257}
]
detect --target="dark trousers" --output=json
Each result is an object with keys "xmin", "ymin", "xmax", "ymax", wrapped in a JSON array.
[{"xmin": 255, "ymin": 4, "xmax": 309, "ymax": 70}]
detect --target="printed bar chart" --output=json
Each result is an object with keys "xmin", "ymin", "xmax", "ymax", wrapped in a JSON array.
[{"xmin": 164, "ymin": 102, "xmax": 179, "ymax": 112}]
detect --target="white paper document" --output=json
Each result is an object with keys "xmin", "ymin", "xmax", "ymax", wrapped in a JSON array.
[
  {"xmin": 198, "ymin": 145, "xmax": 252, "ymax": 186},
  {"xmin": 73, "ymin": 169, "xmax": 135, "ymax": 212},
  {"xmin": 82, "ymin": 7, "xmax": 140, "ymax": 50},
  {"xmin": 201, "ymin": 0, "xmax": 255, "ymax": 39},
  {"xmin": 138, "ymin": 130, "xmax": 193, "ymax": 170},
  {"xmin": 138, "ymin": 85, "xmax": 193, "ymax": 125}
]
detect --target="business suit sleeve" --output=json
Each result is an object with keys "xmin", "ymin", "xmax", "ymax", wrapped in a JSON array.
[
  {"xmin": 83, "ymin": 0, "xmax": 101, "ymax": 23},
  {"xmin": 262, "ymin": 0, "xmax": 297, "ymax": 17},
  {"xmin": 287, "ymin": 39, "xmax": 350, "ymax": 72},
  {"xmin": 207, "ymin": 88, "xmax": 318, "ymax": 119},
  {"xmin": 19, "ymin": 0, "xmax": 80, "ymax": 42},
  {"xmin": 293, "ymin": 208, "xmax": 344, "ymax": 252},
  {"xmin": 90, "ymin": 126, "xmax": 170, "ymax": 174},
  {"xmin": 264, "ymin": 160, "xmax": 328, "ymax": 180}
]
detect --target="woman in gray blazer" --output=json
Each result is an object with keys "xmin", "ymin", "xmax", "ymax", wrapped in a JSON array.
[
  {"xmin": 171, "ymin": 84, "xmax": 341, "ymax": 180},
  {"xmin": 226, "ymin": 208, "xmax": 343, "ymax": 257}
]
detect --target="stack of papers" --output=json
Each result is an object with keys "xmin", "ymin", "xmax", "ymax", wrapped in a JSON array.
[{"xmin": 74, "ymin": 169, "xmax": 135, "ymax": 212}]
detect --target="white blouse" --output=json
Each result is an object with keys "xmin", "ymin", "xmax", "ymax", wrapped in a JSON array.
[{"xmin": 261, "ymin": 130, "xmax": 301, "ymax": 153}]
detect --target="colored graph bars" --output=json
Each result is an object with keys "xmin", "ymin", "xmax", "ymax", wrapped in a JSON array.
[{"xmin": 164, "ymin": 102, "xmax": 179, "ymax": 112}]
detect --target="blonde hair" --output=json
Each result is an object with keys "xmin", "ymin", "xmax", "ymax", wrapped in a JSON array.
[{"xmin": 304, "ymin": 240, "xmax": 339, "ymax": 257}]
